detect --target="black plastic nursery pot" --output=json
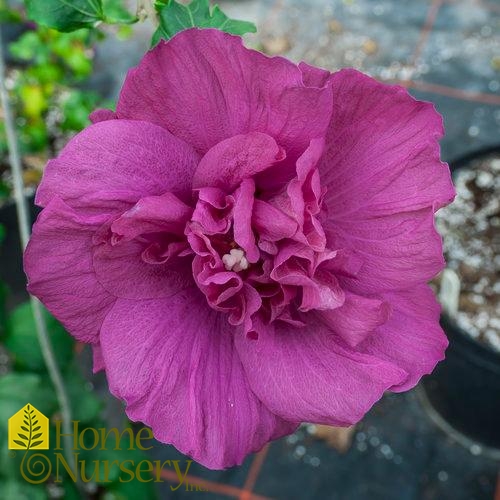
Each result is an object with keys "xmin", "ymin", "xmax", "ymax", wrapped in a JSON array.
[
  {"xmin": 422, "ymin": 146, "xmax": 500, "ymax": 452},
  {"xmin": 423, "ymin": 315, "xmax": 500, "ymax": 450}
]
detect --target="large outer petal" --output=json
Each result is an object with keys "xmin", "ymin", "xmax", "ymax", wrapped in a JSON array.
[
  {"xmin": 100, "ymin": 289, "xmax": 297, "ymax": 469},
  {"xmin": 117, "ymin": 29, "xmax": 333, "ymax": 158},
  {"xmin": 24, "ymin": 197, "xmax": 115, "ymax": 343},
  {"xmin": 359, "ymin": 285, "xmax": 448, "ymax": 392},
  {"xmin": 319, "ymin": 69, "xmax": 454, "ymax": 217},
  {"xmin": 235, "ymin": 320, "xmax": 408, "ymax": 426},
  {"xmin": 36, "ymin": 120, "xmax": 199, "ymax": 212},
  {"xmin": 318, "ymin": 69, "xmax": 453, "ymax": 291}
]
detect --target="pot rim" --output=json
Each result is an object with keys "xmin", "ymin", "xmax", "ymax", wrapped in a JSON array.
[{"xmin": 417, "ymin": 385, "xmax": 500, "ymax": 459}]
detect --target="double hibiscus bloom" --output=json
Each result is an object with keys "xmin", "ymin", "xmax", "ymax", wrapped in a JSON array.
[{"xmin": 25, "ymin": 29, "xmax": 454, "ymax": 469}]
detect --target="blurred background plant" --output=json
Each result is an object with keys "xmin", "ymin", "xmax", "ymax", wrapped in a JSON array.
[
  {"xmin": 0, "ymin": 0, "xmax": 255, "ymax": 204},
  {"xmin": 0, "ymin": 0, "xmax": 127, "ymax": 203}
]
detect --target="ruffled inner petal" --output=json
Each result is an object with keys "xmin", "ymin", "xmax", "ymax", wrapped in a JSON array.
[
  {"xmin": 192, "ymin": 132, "xmax": 285, "ymax": 191},
  {"xmin": 111, "ymin": 191, "xmax": 192, "ymax": 242}
]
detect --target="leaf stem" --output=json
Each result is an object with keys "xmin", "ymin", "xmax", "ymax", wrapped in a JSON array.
[{"xmin": 0, "ymin": 25, "xmax": 80, "ymax": 489}]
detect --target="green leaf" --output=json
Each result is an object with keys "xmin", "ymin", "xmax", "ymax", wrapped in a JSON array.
[
  {"xmin": 13, "ymin": 440, "xmax": 27, "ymax": 448},
  {"xmin": 19, "ymin": 122, "xmax": 49, "ymax": 153},
  {"xmin": 105, "ymin": 468, "xmax": 157, "ymax": 499},
  {"xmin": 25, "ymin": 0, "xmax": 105, "ymax": 32},
  {"xmin": 19, "ymin": 84, "xmax": 48, "ymax": 119},
  {"xmin": 0, "ymin": 279, "xmax": 7, "ymax": 338},
  {"xmin": 153, "ymin": 0, "xmax": 256, "ymax": 44},
  {"xmin": 28, "ymin": 63, "xmax": 64, "ymax": 84},
  {"xmin": 210, "ymin": 4, "xmax": 257, "ymax": 34},
  {"xmin": 65, "ymin": 50, "xmax": 93, "ymax": 77},
  {"xmin": 0, "ymin": 478, "xmax": 47, "ymax": 500},
  {"xmin": 0, "ymin": 180, "xmax": 9, "ymax": 201},
  {"xmin": 9, "ymin": 32, "xmax": 41, "ymax": 61},
  {"xmin": 60, "ymin": 89, "xmax": 100, "ymax": 132},
  {"xmin": 102, "ymin": 0, "xmax": 137, "ymax": 24},
  {"xmin": 5, "ymin": 302, "xmax": 75, "ymax": 372},
  {"xmin": 0, "ymin": 373, "xmax": 57, "ymax": 425},
  {"xmin": 0, "ymin": 5, "xmax": 23, "ymax": 23},
  {"xmin": 65, "ymin": 368, "xmax": 103, "ymax": 423},
  {"xmin": 61, "ymin": 480, "xmax": 81, "ymax": 500}
]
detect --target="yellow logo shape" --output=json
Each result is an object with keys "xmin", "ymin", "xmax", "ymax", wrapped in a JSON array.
[{"xmin": 8, "ymin": 404, "xmax": 49, "ymax": 450}]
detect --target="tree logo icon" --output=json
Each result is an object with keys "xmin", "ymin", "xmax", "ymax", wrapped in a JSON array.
[{"xmin": 8, "ymin": 404, "xmax": 49, "ymax": 450}]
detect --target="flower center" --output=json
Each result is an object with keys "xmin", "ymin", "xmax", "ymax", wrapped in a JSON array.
[{"xmin": 222, "ymin": 247, "xmax": 249, "ymax": 272}]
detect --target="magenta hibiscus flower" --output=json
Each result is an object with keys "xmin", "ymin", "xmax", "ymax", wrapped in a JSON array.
[{"xmin": 24, "ymin": 28, "xmax": 454, "ymax": 469}]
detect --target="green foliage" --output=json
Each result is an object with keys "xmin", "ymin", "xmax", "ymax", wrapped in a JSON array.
[
  {"xmin": 0, "ymin": 373, "xmax": 58, "ymax": 423},
  {"xmin": 0, "ymin": 182, "xmax": 8, "ymax": 202},
  {"xmin": 0, "ymin": 0, "xmax": 22, "ymax": 23},
  {"xmin": 0, "ymin": 122, "xmax": 7, "ymax": 159},
  {"xmin": 0, "ymin": 0, "xmax": 256, "ymax": 198},
  {"xmin": 102, "ymin": 0, "xmax": 137, "ymax": 24},
  {"xmin": 4, "ymin": 302, "xmax": 75, "ymax": 372},
  {"xmin": 105, "ymin": 477, "xmax": 157, "ymax": 500},
  {"xmin": 25, "ymin": 0, "xmax": 136, "ymax": 30},
  {"xmin": 153, "ymin": 0, "xmax": 256, "ymax": 45},
  {"xmin": 64, "ymin": 367, "xmax": 103, "ymax": 423},
  {"xmin": 0, "ymin": 227, "xmax": 7, "ymax": 339},
  {"xmin": 25, "ymin": 0, "xmax": 105, "ymax": 32},
  {"xmin": 0, "ymin": 478, "xmax": 48, "ymax": 500},
  {"xmin": 60, "ymin": 89, "xmax": 101, "ymax": 131},
  {"xmin": 0, "ymin": 23, "xmax": 102, "ymax": 180},
  {"xmin": 0, "ymin": 281, "xmax": 7, "ymax": 339},
  {"xmin": 10, "ymin": 27, "xmax": 94, "ymax": 79}
]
